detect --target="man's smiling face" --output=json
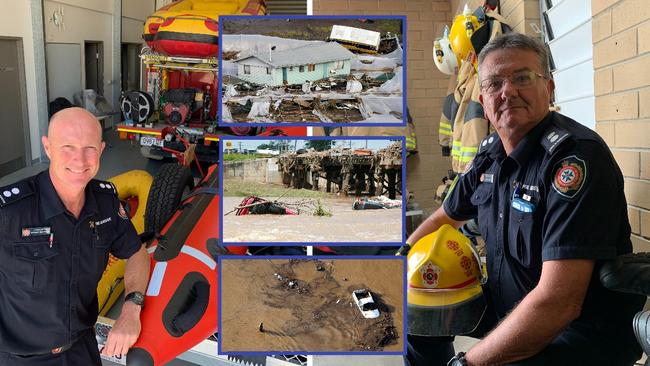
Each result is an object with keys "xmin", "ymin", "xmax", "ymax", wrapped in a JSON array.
[{"xmin": 42, "ymin": 108, "xmax": 105, "ymax": 190}]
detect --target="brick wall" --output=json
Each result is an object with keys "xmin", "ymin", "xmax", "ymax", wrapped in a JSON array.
[
  {"xmin": 499, "ymin": 0, "xmax": 540, "ymax": 35},
  {"xmin": 592, "ymin": 0, "xmax": 650, "ymax": 252}
]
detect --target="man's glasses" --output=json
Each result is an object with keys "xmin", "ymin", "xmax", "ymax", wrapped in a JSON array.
[{"xmin": 479, "ymin": 70, "xmax": 548, "ymax": 94}]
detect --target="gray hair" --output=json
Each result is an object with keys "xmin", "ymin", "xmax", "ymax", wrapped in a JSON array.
[{"xmin": 477, "ymin": 33, "xmax": 551, "ymax": 77}]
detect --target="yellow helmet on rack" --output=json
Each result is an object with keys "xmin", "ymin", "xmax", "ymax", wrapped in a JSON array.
[
  {"xmin": 433, "ymin": 26, "xmax": 459, "ymax": 75},
  {"xmin": 407, "ymin": 224, "xmax": 487, "ymax": 336},
  {"xmin": 449, "ymin": 4, "xmax": 483, "ymax": 68}
]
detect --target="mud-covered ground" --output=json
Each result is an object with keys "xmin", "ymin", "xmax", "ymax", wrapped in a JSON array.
[
  {"xmin": 222, "ymin": 196, "xmax": 402, "ymax": 243},
  {"xmin": 220, "ymin": 259, "xmax": 404, "ymax": 352}
]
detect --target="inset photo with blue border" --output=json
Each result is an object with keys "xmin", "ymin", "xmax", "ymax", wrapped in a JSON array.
[
  {"xmin": 219, "ymin": 15, "xmax": 406, "ymax": 126},
  {"xmin": 220, "ymin": 137, "xmax": 406, "ymax": 244},
  {"xmin": 218, "ymin": 256, "xmax": 406, "ymax": 354}
]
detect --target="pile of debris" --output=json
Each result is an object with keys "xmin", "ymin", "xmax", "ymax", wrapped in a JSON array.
[
  {"xmin": 228, "ymin": 194, "xmax": 329, "ymax": 216},
  {"xmin": 234, "ymin": 196, "xmax": 297, "ymax": 215},
  {"xmin": 225, "ymin": 96, "xmax": 367, "ymax": 123},
  {"xmin": 277, "ymin": 145, "xmax": 403, "ymax": 198},
  {"xmin": 377, "ymin": 141, "xmax": 403, "ymax": 167}
]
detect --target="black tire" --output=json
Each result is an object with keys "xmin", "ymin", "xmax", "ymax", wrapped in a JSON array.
[{"xmin": 144, "ymin": 163, "xmax": 194, "ymax": 234}]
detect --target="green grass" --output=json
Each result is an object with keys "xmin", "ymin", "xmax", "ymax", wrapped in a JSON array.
[
  {"xmin": 313, "ymin": 199, "xmax": 333, "ymax": 217},
  {"xmin": 223, "ymin": 180, "xmax": 331, "ymax": 198},
  {"xmin": 222, "ymin": 153, "xmax": 267, "ymax": 162}
]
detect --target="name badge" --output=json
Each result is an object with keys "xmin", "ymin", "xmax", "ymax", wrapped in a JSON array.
[
  {"xmin": 480, "ymin": 173, "xmax": 494, "ymax": 183},
  {"xmin": 512, "ymin": 198, "xmax": 535, "ymax": 213},
  {"xmin": 21, "ymin": 226, "xmax": 52, "ymax": 237}
]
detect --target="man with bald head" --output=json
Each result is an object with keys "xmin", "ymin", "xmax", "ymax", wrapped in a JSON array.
[{"xmin": 0, "ymin": 107, "xmax": 150, "ymax": 365}]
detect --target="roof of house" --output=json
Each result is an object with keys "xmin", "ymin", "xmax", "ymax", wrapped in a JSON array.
[{"xmin": 234, "ymin": 42, "xmax": 354, "ymax": 68}]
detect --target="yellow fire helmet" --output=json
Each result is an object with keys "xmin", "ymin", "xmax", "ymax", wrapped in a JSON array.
[
  {"xmin": 433, "ymin": 26, "xmax": 459, "ymax": 75},
  {"xmin": 449, "ymin": 4, "xmax": 483, "ymax": 68},
  {"xmin": 407, "ymin": 224, "xmax": 488, "ymax": 336}
]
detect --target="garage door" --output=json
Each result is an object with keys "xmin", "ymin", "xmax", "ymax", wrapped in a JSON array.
[{"xmin": 541, "ymin": 0, "xmax": 595, "ymax": 129}]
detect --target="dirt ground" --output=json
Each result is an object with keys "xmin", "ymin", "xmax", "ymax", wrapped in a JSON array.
[
  {"xmin": 222, "ymin": 196, "xmax": 402, "ymax": 243},
  {"xmin": 220, "ymin": 259, "xmax": 404, "ymax": 352}
]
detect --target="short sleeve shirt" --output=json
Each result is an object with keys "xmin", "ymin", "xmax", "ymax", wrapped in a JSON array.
[
  {"xmin": 0, "ymin": 170, "xmax": 141, "ymax": 354},
  {"xmin": 443, "ymin": 112, "xmax": 644, "ymax": 348}
]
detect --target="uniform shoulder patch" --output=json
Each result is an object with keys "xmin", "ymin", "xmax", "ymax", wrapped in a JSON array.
[
  {"xmin": 0, "ymin": 181, "xmax": 34, "ymax": 207},
  {"xmin": 90, "ymin": 180, "xmax": 117, "ymax": 195},
  {"xmin": 551, "ymin": 155, "xmax": 587, "ymax": 199},
  {"xmin": 541, "ymin": 126, "xmax": 571, "ymax": 154}
]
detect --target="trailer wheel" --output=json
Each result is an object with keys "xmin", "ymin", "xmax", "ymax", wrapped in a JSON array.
[{"xmin": 144, "ymin": 163, "xmax": 194, "ymax": 234}]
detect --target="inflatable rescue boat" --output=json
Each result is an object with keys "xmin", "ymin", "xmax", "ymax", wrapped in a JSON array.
[
  {"xmin": 97, "ymin": 170, "xmax": 152, "ymax": 316},
  {"xmin": 143, "ymin": 0, "xmax": 267, "ymax": 57},
  {"xmin": 127, "ymin": 165, "xmax": 247, "ymax": 366}
]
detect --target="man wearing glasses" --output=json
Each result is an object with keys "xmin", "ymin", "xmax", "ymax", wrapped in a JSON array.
[{"xmin": 406, "ymin": 33, "xmax": 644, "ymax": 366}]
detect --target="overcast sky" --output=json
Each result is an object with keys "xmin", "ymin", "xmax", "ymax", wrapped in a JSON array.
[{"xmin": 222, "ymin": 138, "xmax": 400, "ymax": 151}]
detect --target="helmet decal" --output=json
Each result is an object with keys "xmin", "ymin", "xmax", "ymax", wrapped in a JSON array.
[{"xmin": 420, "ymin": 261, "xmax": 442, "ymax": 288}]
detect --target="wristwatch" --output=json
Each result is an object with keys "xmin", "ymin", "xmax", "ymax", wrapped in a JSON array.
[
  {"xmin": 448, "ymin": 352, "xmax": 468, "ymax": 366},
  {"xmin": 124, "ymin": 291, "xmax": 145, "ymax": 308}
]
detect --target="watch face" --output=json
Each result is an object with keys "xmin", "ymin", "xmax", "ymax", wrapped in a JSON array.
[
  {"xmin": 127, "ymin": 292, "xmax": 145, "ymax": 306},
  {"xmin": 134, "ymin": 292, "xmax": 144, "ymax": 303}
]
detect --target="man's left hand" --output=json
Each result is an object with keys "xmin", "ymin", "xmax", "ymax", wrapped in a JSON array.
[{"xmin": 101, "ymin": 301, "xmax": 142, "ymax": 357}]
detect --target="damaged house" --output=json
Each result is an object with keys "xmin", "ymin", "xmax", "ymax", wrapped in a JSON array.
[{"xmin": 233, "ymin": 42, "xmax": 354, "ymax": 86}]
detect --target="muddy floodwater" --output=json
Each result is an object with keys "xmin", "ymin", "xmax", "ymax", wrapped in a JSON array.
[
  {"xmin": 222, "ymin": 197, "xmax": 402, "ymax": 243},
  {"xmin": 220, "ymin": 259, "xmax": 405, "ymax": 352}
]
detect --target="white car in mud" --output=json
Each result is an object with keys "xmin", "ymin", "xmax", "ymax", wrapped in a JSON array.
[{"xmin": 352, "ymin": 289, "xmax": 380, "ymax": 319}]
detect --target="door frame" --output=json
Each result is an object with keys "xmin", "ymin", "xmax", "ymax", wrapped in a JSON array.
[
  {"xmin": 0, "ymin": 36, "xmax": 32, "ymax": 169},
  {"xmin": 84, "ymin": 40, "xmax": 104, "ymax": 96}
]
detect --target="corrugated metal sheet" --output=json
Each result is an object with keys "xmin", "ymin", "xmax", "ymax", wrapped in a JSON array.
[
  {"xmin": 265, "ymin": 0, "xmax": 307, "ymax": 15},
  {"xmin": 234, "ymin": 42, "xmax": 354, "ymax": 68}
]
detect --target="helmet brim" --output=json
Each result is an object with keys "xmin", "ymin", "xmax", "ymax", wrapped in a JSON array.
[{"xmin": 407, "ymin": 286, "xmax": 486, "ymax": 336}]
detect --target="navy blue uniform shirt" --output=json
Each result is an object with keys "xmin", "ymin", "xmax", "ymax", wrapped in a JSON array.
[
  {"xmin": 0, "ymin": 170, "xmax": 141, "ymax": 355},
  {"xmin": 444, "ymin": 111, "xmax": 644, "ymax": 359}
]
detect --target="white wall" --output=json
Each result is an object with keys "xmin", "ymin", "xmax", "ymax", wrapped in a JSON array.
[
  {"xmin": 122, "ymin": 0, "xmax": 154, "ymax": 20},
  {"xmin": 53, "ymin": 0, "xmax": 113, "ymax": 14},
  {"xmin": 44, "ymin": 1, "xmax": 115, "ymax": 102},
  {"xmin": 0, "ymin": 1, "xmax": 40, "ymax": 159},
  {"xmin": 122, "ymin": 18, "xmax": 145, "ymax": 43},
  {"xmin": 122, "ymin": 0, "xmax": 155, "ymax": 43}
]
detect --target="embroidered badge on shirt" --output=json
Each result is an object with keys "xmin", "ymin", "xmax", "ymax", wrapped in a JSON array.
[
  {"xmin": 552, "ymin": 155, "xmax": 587, "ymax": 199},
  {"xmin": 95, "ymin": 217, "xmax": 112, "ymax": 226}
]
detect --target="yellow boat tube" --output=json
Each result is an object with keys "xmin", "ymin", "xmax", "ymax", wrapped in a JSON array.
[{"xmin": 97, "ymin": 170, "xmax": 153, "ymax": 315}]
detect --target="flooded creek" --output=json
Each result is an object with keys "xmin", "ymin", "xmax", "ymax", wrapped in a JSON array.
[{"xmin": 222, "ymin": 197, "xmax": 403, "ymax": 243}]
